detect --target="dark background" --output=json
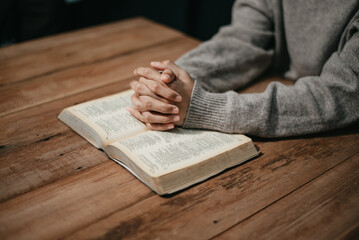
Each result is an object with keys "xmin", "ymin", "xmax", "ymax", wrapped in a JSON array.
[{"xmin": 0, "ymin": 0, "xmax": 235, "ymax": 47}]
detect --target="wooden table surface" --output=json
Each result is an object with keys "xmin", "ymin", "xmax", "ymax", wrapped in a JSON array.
[{"xmin": 0, "ymin": 17, "xmax": 358, "ymax": 240}]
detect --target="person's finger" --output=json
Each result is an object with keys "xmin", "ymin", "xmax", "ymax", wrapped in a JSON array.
[
  {"xmin": 126, "ymin": 106, "xmax": 145, "ymax": 122},
  {"xmin": 126, "ymin": 106, "xmax": 179, "ymax": 126},
  {"xmin": 160, "ymin": 68, "xmax": 176, "ymax": 83},
  {"xmin": 138, "ymin": 95, "xmax": 179, "ymax": 114},
  {"xmin": 130, "ymin": 80, "xmax": 174, "ymax": 104},
  {"xmin": 151, "ymin": 60, "xmax": 183, "ymax": 76},
  {"xmin": 146, "ymin": 122, "xmax": 175, "ymax": 131},
  {"xmin": 131, "ymin": 93, "xmax": 144, "ymax": 111},
  {"xmin": 139, "ymin": 77, "xmax": 182, "ymax": 102},
  {"xmin": 142, "ymin": 111, "xmax": 180, "ymax": 123},
  {"xmin": 130, "ymin": 80, "xmax": 157, "ymax": 98},
  {"xmin": 151, "ymin": 61, "xmax": 170, "ymax": 70},
  {"xmin": 133, "ymin": 67, "xmax": 161, "ymax": 81}
]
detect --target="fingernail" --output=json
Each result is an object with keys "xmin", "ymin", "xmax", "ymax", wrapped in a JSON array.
[
  {"xmin": 173, "ymin": 115, "xmax": 180, "ymax": 121},
  {"xmin": 167, "ymin": 124, "xmax": 174, "ymax": 129},
  {"xmin": 172, "ymin": 107, "xmax": 179, "ymax": 114},
  {"xmin": 175, "ymin": 95, "xmax": 182, "ymax": 102},
  {"xmin": 151, "ymin": 61, "xmax": 161, "ymax": 66},
  {"xmin": 125, "ymin": 106, "xmax": 131, "ymax": 111},
  {"xmin": 161, "ymin": 74, "xmax": 169, "ymax": 80}
]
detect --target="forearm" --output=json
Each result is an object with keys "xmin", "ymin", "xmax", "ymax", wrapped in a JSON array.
[{"xmin": 183, "ymin": 31, "xmax": 359, "ymax": 137}]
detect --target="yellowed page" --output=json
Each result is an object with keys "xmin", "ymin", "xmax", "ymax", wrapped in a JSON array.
[
  {"xmin": 59, "ymin": 108, "xmax": 104, "ymax": 148},
  {"xmin": 111, "ymin": 128, "xmax": 249, "ymax": 176},
  {"xmin": 63, "ymin": 90, "xmax": 147, "ymax": 146}
]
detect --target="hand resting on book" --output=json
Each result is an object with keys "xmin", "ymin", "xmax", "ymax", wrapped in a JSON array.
[{"xmin": 128, "ymin": 60, "xmax": 194, "ymax": 131}]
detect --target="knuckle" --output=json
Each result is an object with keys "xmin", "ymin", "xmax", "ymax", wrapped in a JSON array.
[
  {"xmin": 163, "ymin": 60, "xmax": 171, "ymax": 66},
  {"xmin": 150, "ymin": 82, "xmax": 160, "ymax": 92},
  {"xmin": 134, "ymin": 84, "xmax": 141, "ymax": 93},
  {"xmin": 166, "ymin": 105, "xmax": 174, "ymax": 112},
  {"xmin": 168, "ymin": 70, "xmax": 175, "ymax": 76},
  {"xmin": 168, "ymin": 91, "xmax": 177, "ymax": 98},
  {"xmin": 142, "ymin": 98, "xmax": 152, "ymax": 108},
  {"xmin": 132, "ymin": 82, "xmax": 141, "ymax": 92},
  {"xmin": 133, "ymin": 102, "xmax": 141, "ymax": 109},
  {"xmin": 142, "ymin": 112, "xmax": 152, "ymax": 122},
  {"xmin": 147, "ymin": 115, "xmax": 153, "ymax": 122},
  {"xmin": 138, "ymin": 84, "xmax": 146, "ymax": 92},
  {"xmin": 135, "ymin": 102, "xmax": 142, "ymax": 109}
]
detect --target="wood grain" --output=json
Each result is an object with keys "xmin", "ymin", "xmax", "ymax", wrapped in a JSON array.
[
  {"xmin": 0, "ymin": 17, "xmax": 358, "ymax": 240},
  {"xmin": 0, "ymin": 18, "xmax": 183, "ymax": 85},
  {"xmin": 0, "ymin": 76, "xmax": 290, "ymax": 202},
  {"xmin": 0, "ymin": 80, "xmax": 132, "ymax": 153},
  {"xmin": 0, "ymin": 161, "xmax": 154, "ymax": 240},
  {"xmin": 0, "ymin": 131, "xmax": 106, "ymax": 202},
  {"xmin": 63, "ymin": 132, "xmax": 358, "ymax": 239},
  {"xmin": 0, "ymin": 79, "xmax": 136, "ymax": 202},
  {"xmin": 0, "ymin": 25, "xmax": 198, "ymax": 203},
  {"xmin": 215, "ymin": 153, "xmax": 359, "ymax": 240},
  {"xmin": 0, "ymin": 37, "xmax": 199, "ymax": 117}
]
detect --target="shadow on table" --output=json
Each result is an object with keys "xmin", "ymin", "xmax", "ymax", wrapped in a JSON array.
[{"xmin": 251, "ymin": 121, "xmax": 359, "ymax": 143}]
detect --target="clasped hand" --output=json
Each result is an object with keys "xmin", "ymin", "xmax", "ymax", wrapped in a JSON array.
[{"xmin": 127, "ymin": 60, "xmax": 194, "ymax": 131}]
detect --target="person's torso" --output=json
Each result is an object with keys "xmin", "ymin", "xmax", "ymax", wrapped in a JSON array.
[{"xmin": 273, "ymin": 0, "xmax": 359, "ymax": 79}]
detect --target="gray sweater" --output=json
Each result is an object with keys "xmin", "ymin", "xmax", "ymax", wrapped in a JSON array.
[{"xmin": 176, "ymin": 0, "xmax": 359, "ymax": 137}]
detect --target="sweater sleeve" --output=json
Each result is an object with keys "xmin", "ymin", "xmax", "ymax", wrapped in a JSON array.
[
  {"xmin": 183, "ymin": 20, "xmax": 359, "ymax": 137},
  {"xmin": 176, "ymin": 0, "xmax": 274, "ymax": 92}
]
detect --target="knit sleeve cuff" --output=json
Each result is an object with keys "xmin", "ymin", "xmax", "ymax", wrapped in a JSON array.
[{"xmin": 182, "ymin": 81, "xmax": 230, "ymax": 131}]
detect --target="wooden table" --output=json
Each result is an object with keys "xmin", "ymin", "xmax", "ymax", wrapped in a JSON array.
[{"xmin": 0, "ymin": 17, "xmax": 358, "ymax": 240}]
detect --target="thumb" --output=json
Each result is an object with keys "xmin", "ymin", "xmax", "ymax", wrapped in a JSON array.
[
  {"xmin": 160, "ymin": 68, "xmax": 176, "ymax": 84},
  {"xmin": 151, "ymin": 60, "xmax": 182, "ymax": 77},
  {"xmin": 150, "ymin": 61, "xmax": 167, "ymax": 71}
]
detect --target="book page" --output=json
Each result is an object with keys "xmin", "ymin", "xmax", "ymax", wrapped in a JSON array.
[
  {"xmin": 67, "ymin": 90, "xmax": 147, "ymax": 145},
  {"xmin": 111, "ymin": 128, "xmax": 248, "ymax": 176}
]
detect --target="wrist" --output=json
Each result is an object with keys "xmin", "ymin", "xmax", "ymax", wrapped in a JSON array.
[{"xmin": 182, "ymin": 81, "xmax": 229, "ymax": 130}]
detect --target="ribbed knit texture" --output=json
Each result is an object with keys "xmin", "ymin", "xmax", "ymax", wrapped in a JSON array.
[
  {"xmin": 177, "ymin": 0, "xmax": 359, "ymax": 137},
  {"xmin": 183, "ymin": 81, "xmax": 229, "ymax": 130}
]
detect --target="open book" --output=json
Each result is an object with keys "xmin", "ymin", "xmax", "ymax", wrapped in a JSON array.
[{"xmin": 58, "ymin": 90, "xmax": 259, "ymax": 195}]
